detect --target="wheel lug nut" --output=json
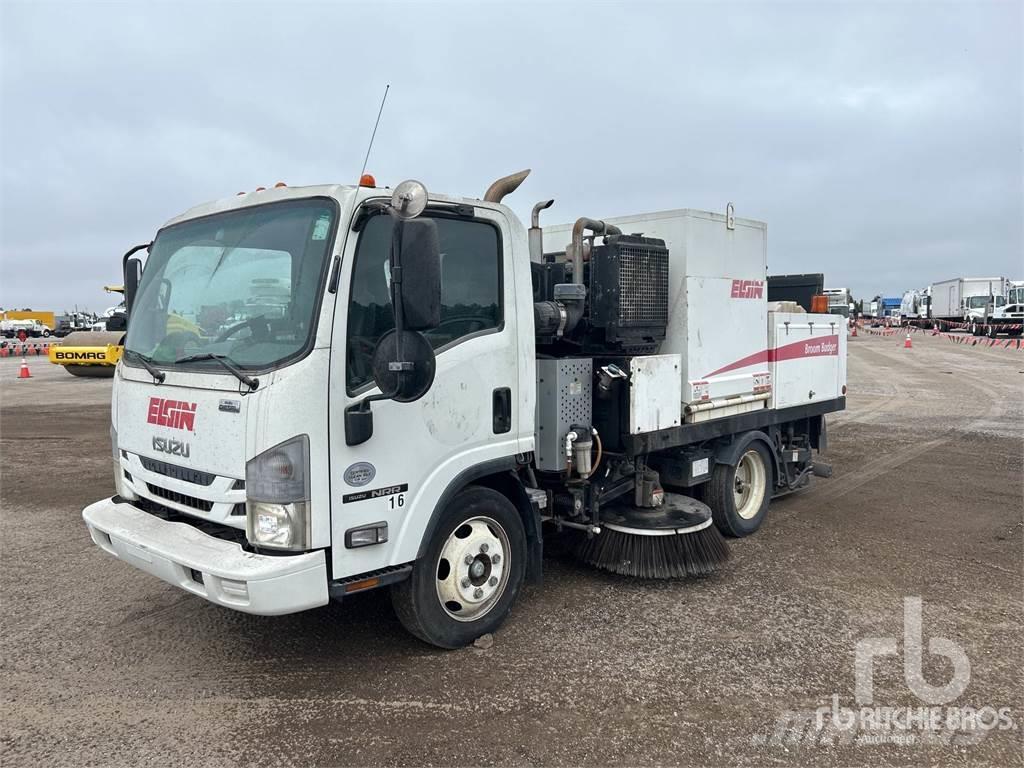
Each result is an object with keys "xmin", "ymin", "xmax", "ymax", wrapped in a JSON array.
[
  {"xmin": 461, "ymin": 577, "xmax": 471, "ymax": 588},
  {"xmin": 480, "ymin": 543, "xmax": 489, "ymax": 553},
  {"xmin": 488, "ymin": 576, "xmax": 498, "ymax": 587},
  {"xmin": 464, "ymin": 554, "xmax": 474, "ymax": 565},
  {"xmin": 473, "ymin": 587, "xmax": 484, "ymax": 598},
  {"xmin": 491, "ymin": 554, "xmax": 501, "ymax": 564}
]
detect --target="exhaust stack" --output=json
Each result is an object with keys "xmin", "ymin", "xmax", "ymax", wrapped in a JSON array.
[
  {"xmin": 568, "ymin": 218, "xmax": 622, "ymax": 285},
  {"xmin": 529, "ymin": 199, "xmax": 554, "ymax": 262},
  {"xmin": 483, "ymin": 169, "xmax": 531, "ymax": 203}
]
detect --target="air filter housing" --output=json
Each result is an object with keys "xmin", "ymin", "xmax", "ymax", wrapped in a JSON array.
[{"xmin": 587, "ymin": 234, "xmax": 669, "ymax": 353}]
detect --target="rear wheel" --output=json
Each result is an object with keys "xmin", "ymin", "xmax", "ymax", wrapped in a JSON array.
[
  {"xmin": 706, "ymin": 442, "xmax": 772, "ymax": 537},
  {"xmin": 391, "ymin": 486, "xmax": 525, "ymax": 648}
]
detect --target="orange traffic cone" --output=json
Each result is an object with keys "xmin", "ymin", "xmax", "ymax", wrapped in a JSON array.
[
  {"xmin": 851, "ymin": 324, "xmax": 858, "ymax": 337},
  {"xmin": 904, "ymin": 334, "xmax": 912, "ymax": 349},
  {"xmin": 18, "ymin": 358, "xmax": 31, "ymax": 378}
]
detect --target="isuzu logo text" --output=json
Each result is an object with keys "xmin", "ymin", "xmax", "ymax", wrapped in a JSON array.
[
  {"xmin": 731, "ymin": 279, "xmax": 764, "ymax": 299},
  {"xmin": 147, "ymin": 397, "xmax": 197, "ymax": 431},
  {"xmin": 153, "ymin": 436, "xmax": 190, "ymax": 458}
]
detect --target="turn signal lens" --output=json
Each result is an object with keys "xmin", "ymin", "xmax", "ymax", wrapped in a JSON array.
[{"xmin": 344, "ymin": 577, "xmax": 380, "ymax": 593}]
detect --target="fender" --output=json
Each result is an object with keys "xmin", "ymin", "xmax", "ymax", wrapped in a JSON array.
[
  {"xmin": 712, "ymin": 430, "xmax": 780, "ymax": 487},
  {"xmin": 416, "ymin": 456, "xmax": 543, "ymax": 585}
]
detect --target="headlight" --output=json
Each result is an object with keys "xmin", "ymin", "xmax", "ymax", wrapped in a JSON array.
[{"xmin": 245, "ymin": 435, "xmax": 311, "ymax": 551}]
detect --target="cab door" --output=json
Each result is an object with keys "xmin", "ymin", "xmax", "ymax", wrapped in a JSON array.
[{"xmin": 328, "ymin": 203, "xmax": 523, "ymax": 579}]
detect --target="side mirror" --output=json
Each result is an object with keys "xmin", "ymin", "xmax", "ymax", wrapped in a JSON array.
[
  {"xmin": 371, "ymin": 329, "xmax": 436, "ymax": 402},
  {"xmin": 343, "ymin": 330, "xmax": 437, "ymax": 446},
  {"xmin": 124, "ymin": 257, "xmax": 142, "ymax": 315},
  {"xmin": 393, "ymin": 218, "xmax": 441, "ymax": 331}
]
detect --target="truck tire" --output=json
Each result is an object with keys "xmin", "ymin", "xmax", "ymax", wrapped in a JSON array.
[
  {"xmin": 391, "ymin": 486, "xmax": 526, "ymax": 648},
  {"xmin": 706, "ymin": 443, "xmax": 771, "ymax": 537}
]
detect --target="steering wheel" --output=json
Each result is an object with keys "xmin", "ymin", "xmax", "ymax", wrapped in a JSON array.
[{"xmin": 215, "ymin": 315, "xmax": 271, "ymax": 344}]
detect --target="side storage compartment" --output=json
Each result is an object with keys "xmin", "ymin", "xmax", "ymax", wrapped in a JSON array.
[{"xmin": 769, "ymin": 312, "xmax": 846, "ymax": 409}]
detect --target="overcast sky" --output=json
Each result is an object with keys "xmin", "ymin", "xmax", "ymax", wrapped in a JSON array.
[{"xmin": 1, "ymin": 1, "xmax": 1021, "ymax": 314}]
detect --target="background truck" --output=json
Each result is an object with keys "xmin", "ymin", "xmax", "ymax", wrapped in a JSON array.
[
  {"xmin": 80, "ymin": 173, "xmax": 846, "ymax": 648},
  {"xmin": 930, "ymin": 276, "xmax": 1010, "ymax": 327},
  {"xmin": 823, "ymin": 288, "xmax": 852, "ymax": 318},
  {"xmin": 0, "ymin": 309, "xmax": 56, "ymax": 332},
  {"xmin": 899, "ymin": 287, "xmax": 931, "ymax": 325},
  {"xmin": 0, "ymin": 318, "xmax": 52, "ymax": 338}
]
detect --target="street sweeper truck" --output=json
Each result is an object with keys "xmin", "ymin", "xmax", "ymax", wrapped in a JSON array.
[{"xmin": 81, "ymin": 172, "xmax": 846, "ymax": 648}]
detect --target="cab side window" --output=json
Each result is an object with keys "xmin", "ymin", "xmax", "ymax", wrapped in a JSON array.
[{"xmin": 347, "ymin": 213, "xmax": 502, "ymax": 391}]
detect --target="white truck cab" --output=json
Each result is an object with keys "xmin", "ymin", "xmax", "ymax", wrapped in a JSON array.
[{"xmin": 83, "ymin": 175, "xmax": 845, "ymax": 647}]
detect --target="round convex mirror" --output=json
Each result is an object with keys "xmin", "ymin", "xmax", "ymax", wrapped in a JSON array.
[
  {"xmin": 390, "ymin": 180, "xmax": 428, "ymax": 220},
  {"xmin": 371, "ymin": 329, "xmax": 436, "ymax": 402}
]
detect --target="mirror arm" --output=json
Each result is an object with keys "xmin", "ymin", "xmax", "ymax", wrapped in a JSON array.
[
  {"xmin": 121, "ymin": 241, "xmax": 151, "ymax": 275},
  {"xmin": 388, "ymin": 212, "xmax": 410, "ymax": 386}
]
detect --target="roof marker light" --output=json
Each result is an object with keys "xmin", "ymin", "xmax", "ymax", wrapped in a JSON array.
[{"xmin": 274, "ymin": 181, "xmax": 287, "ymax": 188}]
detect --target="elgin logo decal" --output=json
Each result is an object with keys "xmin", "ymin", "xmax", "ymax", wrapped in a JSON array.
[
  {"xmin": 147, "ymin": 397, "xmax": 197, "ymax": 431},
  {"xmin": 730, "ymin": 279, "xmax": 764, "ymax": 299}
]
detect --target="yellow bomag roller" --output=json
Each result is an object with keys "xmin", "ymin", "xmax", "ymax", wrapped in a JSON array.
[
  {"xmin": 49, "ymin": 285, "xmax": 127, "ymax": 378},
  {"xmin": 49, "ymin": 331, "xmax": 126, "ymax": 377}
]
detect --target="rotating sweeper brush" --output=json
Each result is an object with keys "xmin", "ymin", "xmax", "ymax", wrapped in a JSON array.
[{"xmin": 573, "ymin": 494, "xmax": 729, "ymax": 579}]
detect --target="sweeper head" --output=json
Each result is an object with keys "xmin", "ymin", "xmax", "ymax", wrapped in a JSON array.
[{"xmin": 574, "ymin": 493, "xmax": 729, "ymax": 579}]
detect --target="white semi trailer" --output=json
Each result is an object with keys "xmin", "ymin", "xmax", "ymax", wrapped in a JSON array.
[
  {"xmin": 930, "ymin": 277, "xmax": 1009, "ymax": 329},
  {"xmin": 81, "ymin": 173, "xmax": 846, "ymax": 647}
]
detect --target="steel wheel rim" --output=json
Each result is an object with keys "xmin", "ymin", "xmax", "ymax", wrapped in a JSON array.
[
  {"xmin": 733, "ymin": 449, "xmax": 767, "ymax": 520},
  {"xmin": 435, "ymin": 516, "xmax": 510, "ymax": 622}
]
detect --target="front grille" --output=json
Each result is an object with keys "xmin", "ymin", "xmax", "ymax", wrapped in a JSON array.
[
  {"xmin": 617, "ymin": 244, "xmax": 669, "ymax": 326},
  {"xmin": 139, "ymin": 456, "xmax": 216, "ymax": 486},
  {"xmin": 145, "ymin": 483, "xmax": 213, "ymax": 512},
  {"xmin": 134, "ymin": 497, "xmax": 247, "ymax": 546}
]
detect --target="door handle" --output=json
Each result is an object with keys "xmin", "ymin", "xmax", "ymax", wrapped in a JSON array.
[{"xmin": 492, "ymin": 387, "xmax": 511, "ymax": 434}]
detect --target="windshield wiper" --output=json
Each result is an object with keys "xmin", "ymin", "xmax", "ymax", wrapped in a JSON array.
[
  {"xmin": 123, "ymin": 349, "xmax": 166, "ymax": 384},
  {"xmin": 174, "ymin": 353, "xmax": 259, "ymax": 391}
]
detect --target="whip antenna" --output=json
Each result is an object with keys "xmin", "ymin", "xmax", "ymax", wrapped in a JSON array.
[{"xmin": 358, "ymin": 84, "xmax": 390, "ymax": 183}]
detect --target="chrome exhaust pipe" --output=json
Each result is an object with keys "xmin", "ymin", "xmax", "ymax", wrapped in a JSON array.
[
  {"xmin": 483, "ymin": 169, "xmax": 531, "ymax": 203},
  {"xmin": 569, "ymin": 217, "xmax": 621, "ymax": 285},
  {"xmin": 529, "ymin": 199, "xmax": 554, "ymax": 262}
]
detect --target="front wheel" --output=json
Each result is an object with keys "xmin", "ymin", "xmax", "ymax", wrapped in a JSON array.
[
  {"xmin": 391, "ymin": 486, "xmax": 526, "ymax": 648},
  {"xmin": 705, "ymin": 442, "xmax": 772, "ymax": 537}
]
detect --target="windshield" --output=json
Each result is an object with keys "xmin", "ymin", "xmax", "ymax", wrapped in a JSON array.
[
  {"xmin": 966, "ymin": 296, "xmax": 992, "ymax": 309},
  {"xmin": 125, "ymin": 198, "xmax": 336, "ymax": 370}
]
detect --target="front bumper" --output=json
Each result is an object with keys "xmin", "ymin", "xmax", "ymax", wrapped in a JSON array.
[{"xmin": 83, "ymin": 497, "xmax": 328, "ymax": 615}]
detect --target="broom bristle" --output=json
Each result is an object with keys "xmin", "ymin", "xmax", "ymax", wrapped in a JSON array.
[{"xmin": 573, "ymin": 525, "xmax": 730, "ymax": 579}]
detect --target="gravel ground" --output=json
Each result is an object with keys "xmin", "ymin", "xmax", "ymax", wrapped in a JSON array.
[{"xmin": 1, "ymin": 334, "xmax": 1022, "ymax": 767}]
